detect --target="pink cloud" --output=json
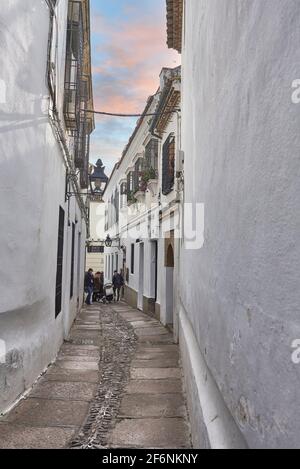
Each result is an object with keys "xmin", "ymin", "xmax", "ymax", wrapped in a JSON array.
[
  {"xmin": 92, "ymin": 14, "xmax": 180, "ymax": 114},
  {"xmin": 90, "ymin": 3, "xmax": 180, "ymax": 172}
]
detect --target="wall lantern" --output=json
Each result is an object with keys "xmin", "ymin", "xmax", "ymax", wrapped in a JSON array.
[
  {"xmin": 89, "ymin": 158, "xmax": 108, "ymax": 198},
  {"xmin": 105, "ymin": 235, "xmax": 113, "ymax": 247}
]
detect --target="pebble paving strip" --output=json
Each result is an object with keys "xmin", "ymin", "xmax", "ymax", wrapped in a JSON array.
[{"xmin": 70, "ymin": 306, "xmax": 137, "ymax": 449}]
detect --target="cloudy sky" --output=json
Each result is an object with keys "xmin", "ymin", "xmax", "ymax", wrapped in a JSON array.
[{"xmin": 90, "ymin": 0, "xmax": 180, "ymax": 175}]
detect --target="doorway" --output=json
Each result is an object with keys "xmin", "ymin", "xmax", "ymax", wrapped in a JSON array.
[
  {"xmin": 76, "ymin": 231, "xmax": 81, "ymax": 307},
  {"xmin": 138, "ymin": 243, "xmax": 144, "ymax": 310},
  {"xmin": 165, "ymin": 243, "xmax": 174, "ymax": 326},
  {"xmin": 150, "ymin": 240, "xmax": 158, "ymax": 301}
]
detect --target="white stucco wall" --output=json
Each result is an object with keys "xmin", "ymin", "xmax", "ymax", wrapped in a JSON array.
[
  {"xmin": 180, "ymin": 0, "xmax": 300, "ymax": 448},
  {"xmin": 0, "ymin": 0, "xmax": 87, "ymax": 413}
]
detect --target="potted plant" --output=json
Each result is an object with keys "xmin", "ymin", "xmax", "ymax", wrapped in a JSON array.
[{"xmin": 143, "ymin": 167, "xmax": 158, "ymax": 196}]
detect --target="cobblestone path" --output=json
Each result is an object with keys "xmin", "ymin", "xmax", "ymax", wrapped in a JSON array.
[{"xmin": 0, "ymin": 302, "xmax": 191, "ymax": 449}]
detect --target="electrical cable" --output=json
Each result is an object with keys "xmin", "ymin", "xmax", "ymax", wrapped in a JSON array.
[{"xmin": 84, "ymin": 109, "xmax": 181, "ymax": 118}]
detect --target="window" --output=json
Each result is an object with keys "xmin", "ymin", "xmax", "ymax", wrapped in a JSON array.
[
  {"xmin": 134, "ymin": 158, "xmax": 147, "ymax": 192},
  {"xmin": 145, "ymin": 139, "xmax": 159, "ymax": 178},
  {"xmin": 70, "ymin": 223, "xmax": 75, "ymax": 298},
  {"xmin": 120, "ymin": 182, "xmax": 127, "ymax": 209},
  {"xmin": 131, "ymin": 244, "xmax": 135, "ymax": 274},
  {"xmin": 46, "ymin": 0, "xmax": 58, "ymax": 103},
  {"xmin": 55, "ymin": 207, "xmax": 65, "ymax": 317},
  {"xmin": 162, "ymin": 134, "xmax": 175, "ymax": 195},
  {"xmin": 63, "ymin": 1, "xmax": 90, "ymax": 189},
  {"xmin": 114, "ymin": 189, "xmax": 119, "ymax": 224},
  {"xmin": 121, "ymin": 182, "xmax": 127, "ymax": 195},
  {"xmin": 127, "ymin": 172, "xmax": 134, "ymax": 204},
  {"xmin": 104, "ymin": 207, "xmax": 108, "ymax": 231},
  {"xmin": 64, "ymin": 0, "xmax": 83, "ymax": 130}
]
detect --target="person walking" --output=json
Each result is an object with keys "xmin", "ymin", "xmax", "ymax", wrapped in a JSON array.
[
  {"xmin": 112, "ymin": 270, "xmax": 124, "ymax": 302},
  {"xmin": 85, "ymin": 268, "xmax": 94, "ymax": 305}
]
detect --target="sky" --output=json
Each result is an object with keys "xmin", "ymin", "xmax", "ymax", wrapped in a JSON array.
[{"xmin": 89, "ymin": 0, "xmax": 180, "ymax": 176}]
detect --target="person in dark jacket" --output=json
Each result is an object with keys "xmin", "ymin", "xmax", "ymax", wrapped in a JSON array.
[
  {"xmin": 85, "ymin": 268, "xmax": 94, "ymax": 305},
  {"xmin": 112, "ymin": 270, "xmax": 124, "ymax": 302}
]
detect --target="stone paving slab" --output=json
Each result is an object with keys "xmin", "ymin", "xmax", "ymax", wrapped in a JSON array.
[
  {"xmin": 72, "ymin": 325, "xmax": 101, "ymax": 331},
  {"xmin": 135, "ymin": 351, "xmax": 179, "ymax": 360},
  {"xmin": 2, "ymin": 398, "xmax": 89, "ymax": 427},
  {"xmin": 0, "ymin": 423, "xmax": 76, "ymax": 449},
  {"xmin": 60, "ymin": 344, "xmax": 100, "ymax": 356},
  {"xmin": 131, "ymin": 367, "xmax": 181, "ymax": 380},
  {"xmin": 131, "ymin": 358, "xmax": 179, "ymax": 368},
  {"xmin": 45, "ymin": 366, "xmax": 99, "ymax": 383},
  {"xmin": 69, "ymin": 330, "xmax": 101, "ymax": 340},
  {"xmin": 134, "ymin": 327, "xmax": 170, "ymax": 336},
  {"xmin": 30, "ymin": 380, "xmax": 97, "ymax": 401},
  {"xmin": 137, "ymin": 344, "xmax": 178, "ymax": 352},
  {"xmin": 119, "ymin": 311, "xmax": 148, "ymax": 317},
  {"xmin": 55, "ymin": 360, "xmax": 99, "ymax": 371},
  {"xmin": 130, "ymin": 320, "xmax": 161, "ymax": 328},
  {"xmin": 137, "ymin": 335, "xmax": 175, "ymax": 344},
  {"xmin": 109, "ymin": 418, "xmax": 191, "ymax": 449},
  {"xmin": 125, "ymin": 379, "xmax": 183, "ymax": 395},
  {"xmin": 119, "ymin": 393, "xmax": 186, "ymax": 418},
  {"xmin": 56, "ymin": 355, "xmax": 99, "ymax": 363}
]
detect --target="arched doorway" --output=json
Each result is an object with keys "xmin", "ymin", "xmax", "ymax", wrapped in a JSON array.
[{"xmin": 165, "ymin": 243, "xmax": 174, "ymax": 326}]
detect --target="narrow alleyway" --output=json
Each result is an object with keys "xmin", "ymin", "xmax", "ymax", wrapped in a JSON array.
[{"xmin": 0, "ymin": 302, "xmax": 191, "ymax": 449}]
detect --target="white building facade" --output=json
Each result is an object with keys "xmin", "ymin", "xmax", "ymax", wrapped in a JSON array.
[
  {"xmin": 86, "ymin": 196, "xmax": 106, "ymax": 274},
  {"xmin": 0, "ymin": 0, "xmax": 94, "ymax": 413},
  {"xmin": 166, "ymin": 0, "xmax": 300, "ymax": 449},
  {"xmin": 104, "ymin": 67, "xmax": 181, "ymax": 327}
]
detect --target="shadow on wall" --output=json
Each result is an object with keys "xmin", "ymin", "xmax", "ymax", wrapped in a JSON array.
[{"xmin": 0, "ymin": 298, "xmax": 60, "ymax": 414}]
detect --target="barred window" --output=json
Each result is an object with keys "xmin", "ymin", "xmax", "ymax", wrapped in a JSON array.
[
  {"xmin": 64, "ymin": 0, "xmax": 83, "ymax": 131},
  {"xmin": 127, "ymin": 172, "xmax": 134, "ymax": 204},
  {"xmin": 121, "ymin": 182, "xmax": 127, "ymax": 195},
  {"xmin": 120, "ymin": 182, "xmax": 127, "ymax": 209},
  {"xmin": 134, "ymin": 157, "xmax": 147, "ymax": 192},
  {"xmin": 145, "ymin": 139, "xmax": 159, "ymax": 177},
  {"xmin": 162, "ymin": 134, "xmax": 175, "ymax": 196},
  {"xmin": 114, "ymin": 189, "xmax": 119, "ymax": 224}
]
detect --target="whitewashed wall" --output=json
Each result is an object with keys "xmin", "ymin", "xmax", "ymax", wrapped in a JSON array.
[
  {"xmin": 179, "ymin": 0, "xmax": 300, "ymax": 449},
  {"xmin": 0, "ymin": 0, "xmax": 86, "ymax": 413},
  {"xmin": 86, "ymin": 202, "xmax": 105, "ymax": 273}
]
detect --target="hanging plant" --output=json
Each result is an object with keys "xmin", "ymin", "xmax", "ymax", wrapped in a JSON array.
[{"xmin": 141, "ymin": 167, "xmax": 157, "ymax": 184}]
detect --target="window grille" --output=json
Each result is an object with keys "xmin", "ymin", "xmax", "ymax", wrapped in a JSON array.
[
  {"xmin": 114, "ymin": 189, "xmax": 119, "ymax": 224},
  {"xmin": 121, "ymin": 182, "xmax": 127, "ymax": 195},
  {"xmin": 127, "ymin": 172, "xmax": 134, "ymax": 204},
  {"xmin": 63, "ymin": 1, "xmax": 90, "ymax": 188},
  {"xmin": 134, "ymin": 157, "xmax": 147, "ymax": 193},
  {"xmin": 145, "ymin": 139, "xmax": 159, "ymax": 178},
  {"xmin": 64, "ymin": 0, "xmax": 83, "ymax": 131},
  {"xmin": 162, "ymin": 134, "xmax": 175, "ymax": 195},
  {"xmin": 120, "ymin": 182, "xmax": 127, "ymax": 209}
]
